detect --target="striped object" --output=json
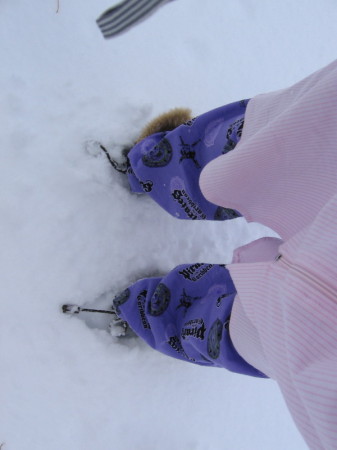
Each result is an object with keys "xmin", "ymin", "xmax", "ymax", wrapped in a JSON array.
[
  {"xmin": 200, "ymin": 59, "xmax": 337, "ymax": 449},
  {"xmin": 97, "ymin": 0, "xmax": 174, "ymax": 39}
]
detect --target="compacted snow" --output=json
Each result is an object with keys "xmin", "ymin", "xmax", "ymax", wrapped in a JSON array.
[{"xmin": 1, "ymin": 0, "xmax": 337, "ymax": 449}]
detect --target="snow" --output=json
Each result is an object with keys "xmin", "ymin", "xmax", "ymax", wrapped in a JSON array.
[{"xmin": 1, "ymin": 0, "xmax": 336, "ymax": 448}]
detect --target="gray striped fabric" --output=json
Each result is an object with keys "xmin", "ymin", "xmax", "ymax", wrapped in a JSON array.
[{"xmin": 97, "ymin": 0, "xmax": 174, "ymax": 39}]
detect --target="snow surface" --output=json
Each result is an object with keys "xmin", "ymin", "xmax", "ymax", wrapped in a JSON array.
[{"xmin": 1, "ymin": 0, "xmax": 337, "ymax": 449}]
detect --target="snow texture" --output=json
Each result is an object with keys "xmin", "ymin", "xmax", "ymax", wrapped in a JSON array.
[{"xmin": 1, "ymin": 0, "xmax": 336, "ymax": 449}]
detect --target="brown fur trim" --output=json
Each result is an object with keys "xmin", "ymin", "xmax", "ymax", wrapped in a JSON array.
[{"xmin": 136, "ymin": 107, "xmax": 192, "ymax": 143}]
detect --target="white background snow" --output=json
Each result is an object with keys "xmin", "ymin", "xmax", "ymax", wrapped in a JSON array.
[{"xmin": 1, "ymin": 0, "xmax": 336, "ymax": 449}]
